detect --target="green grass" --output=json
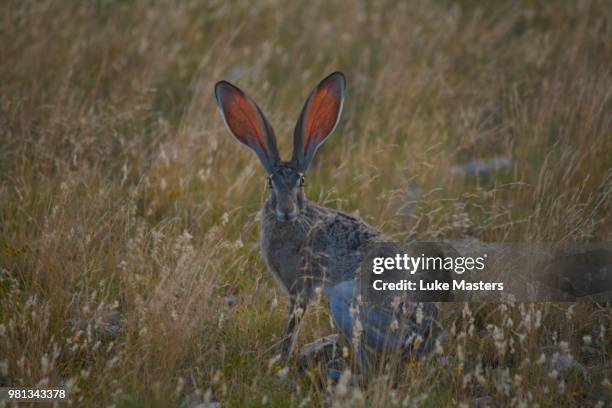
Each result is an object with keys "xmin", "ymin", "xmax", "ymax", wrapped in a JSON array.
[{"xmin": 1, "ymin": 0, "xmax": 611, "ymax": 406}]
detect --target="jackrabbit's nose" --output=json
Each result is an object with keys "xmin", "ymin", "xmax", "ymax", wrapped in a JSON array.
[
  {"xmin": 276, "ymin": 209, "xmax": 297, "ymax": 221},
  {"xmin": 284, "ymin": 211, "xmax": 298, "ymax": 221}
]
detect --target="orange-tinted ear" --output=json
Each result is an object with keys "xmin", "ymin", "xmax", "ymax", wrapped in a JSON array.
[
  {"xmin": 215, "ymin": 81, "xmax": 279, "ymax": 173},
  {"xmin": 293, "ymin": 72, "xmax": 345, "ymax": 172}
]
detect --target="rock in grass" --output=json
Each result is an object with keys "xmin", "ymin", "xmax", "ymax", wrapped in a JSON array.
[
  {"xmin": 298, "ymin": 334, "xmax": 353, "ymax": 385},
  {"xmin": 191, "ymin": 403, "xmax": 221, "ymax": 408},
  {"xmin": 552, "ymin": 355, "xmax": 588, "ymax": 381},
  {"xmin": 223, "ymin": 295, "xmax": 237, "ymax": 307},
  {"xmin": 581, "ymin": 346, "xmax": 603, "ymax": 366},
  {"xmin": 473, "ymin": 396, "xmax": 494, "ymax": 408},
  {"xmin": 541, "ymin": 345, "xmax": 589, "ymax": 382},
  {"xmin": 298, "ymin": 334, "xmax": 342, "ymax": 369},
  {"xmin": 67, "ymin": 309, "xmax": 124, "ymax": 341},
  {"xmin": 451, "ymin": 156, "xmax": 510, "ymax": 178}
]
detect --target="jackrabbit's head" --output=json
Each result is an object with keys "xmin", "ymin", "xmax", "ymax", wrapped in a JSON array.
[{"xmin": 215, "ymin": 72, "xmax": 345, "ymax": 221}]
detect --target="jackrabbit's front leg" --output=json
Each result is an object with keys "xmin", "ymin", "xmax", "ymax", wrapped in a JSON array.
[{"xmin": 280, "ymin": 294, "xmax": 309, "ymax": 361}]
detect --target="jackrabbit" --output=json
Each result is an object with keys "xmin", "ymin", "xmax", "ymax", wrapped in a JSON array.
[{"xmin": 214, "ymin": 72, "xmax": 449, "ymax": 361}]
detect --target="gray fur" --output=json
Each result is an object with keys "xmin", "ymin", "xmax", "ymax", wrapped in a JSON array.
[
  {"xmin": 215, "ymin": 72, "xmax": 425, "ymax": 360},
  {"xmin": 261, "ymin": 193, "xmax": 382, "ymax": 295},
  {"xmin": 259, "ymin": 165, "xmax": 384, "ymax": 359}
]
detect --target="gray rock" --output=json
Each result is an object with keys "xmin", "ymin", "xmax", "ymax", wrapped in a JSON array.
[
  {"xmin": 223, "ymin": 295, "xmax": 237, "ymax": 307},
  {"xmin": 397, "ymin": 186, "xmax": 422, "ymax": 218},
  {"xmin": 100, "ymin": 309, "xmax": 124, "ymax": 338},
  {"xmin": 473, "ymin": 396, "xmax": 494, "ymax": 408},
  {"xmin": 177, "ymin": 394, "xmax": 221, "ymax": 408},
  {"xmin": 541, "ymin": 345, "xmax": 588, "ymax": 381},
  {"xmin": 298, "ymin": 334, "xmax": 342, "ymax": 369},
  {"xmin": 67, "ymin": 309, "xmax": 124, "ymax": 340},
  {"xmin": 581, "ymin": 346, "xmax": 603, "ymax": 366},
  {"xmin": 552, "ymin": 355, "xmax": 588, "ymax": 380},
  {"xmin": 192, "ymin": 403, "xmax": 221, "ymax": 408},
  {"xmin": 451, "ymin": 156, "xmax": 510, "ymax": 178},
  {"xmin": 436, "ymin": 355, "xmax": 454, "ymax": 368}
]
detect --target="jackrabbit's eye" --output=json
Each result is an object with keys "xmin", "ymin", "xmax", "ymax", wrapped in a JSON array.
[
  {"xmin": 299, "ymin": 176, "xmax": 305, "ymax": 187},
  {"xmin": 267, "ymin": 177, "xmax": 273, "ymax": 188}
]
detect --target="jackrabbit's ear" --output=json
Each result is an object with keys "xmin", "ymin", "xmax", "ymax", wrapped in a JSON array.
[
  {"xmin": 292, "ymin": 72, "xmax": 345, "ymax": 172},
  {"xmin": 215, "ymin": 81, "xmax": 280, "ymax": 173}
]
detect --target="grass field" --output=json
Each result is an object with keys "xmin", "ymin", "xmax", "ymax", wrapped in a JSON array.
[{"xmin": 1, "ymin": 0, "xmax": 611, "ymax": 406}]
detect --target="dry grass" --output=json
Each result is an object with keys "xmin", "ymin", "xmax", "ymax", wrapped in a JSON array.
[{"xmin": 1, "ymin": 0, "xmax": 611, "ymax": 406}]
